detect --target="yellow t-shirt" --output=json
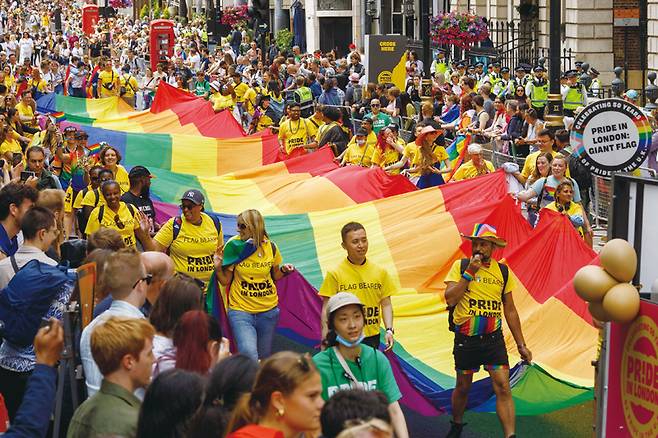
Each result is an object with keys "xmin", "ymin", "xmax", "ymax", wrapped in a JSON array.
[
  {"xmin": 112, "ymin": 165, "xmax": 130, "ymax": 194},
  {"xmin": 4, "ymin": 75, "xmax": 15, "ymax": 91},
  {"xmin": 0, "ymin": 138, "xmax": 22, "ymax": 157},
  {"xmin": 342, "ymin": 141, "xmax": 375, "ymax": 167},
  {"xmin": 119, "ymin": 74, "xmax": 139, "ymax": 97},
  {"xmin": 98, "ymin": 70, "xmax": 117, "ymax": 97},
  {"xmin": 15, "ymin": 101, "xmax": 34, "ymax": 124},
  {"xmin": 81, "ymin": 187, "xmax": 105, "ymax": 208},
  {"xmin": 233, "ymin": 82, "xmax": 249, "ymax": 103},
  {"xmin": 404, "ymin": 144, "xmax": 449, "ymax": 177},
  {"xmin": 303, "ymin": 116, "xmax": 320, "ymax": 139},
  {"xmin": 371, "ymin": 146, "xmax": 402, "ymax": 174},
  {"xmin": 85, "ymin": 202, "xmax": 140, "ymax": 248},
  {"xmin": 520, "ymin": 150, "xmax": 570, "ymax": 179},
  {"xmin": 444, "ymin": 259, "xmax": 515, "ymax": 336},
  {"xmin": 242, "ymin": 87, "xmax": 258, "ymax": 115},
  {"xmin": 278, "ymin": 118, "xmax": 313, "ymax": 154},
  {"xmin": 319, "ymin": 258, "xmax": 395, "ymax": 337},
  {"xmin": 544, "ymin": 201, "xmax": 585, "ymax": 238},
  {"xmin": 451, "ymin": 160, "xmax": 496, "ymax": 181},
  {"xmin": 153, "ymin": 213, "xmax": 224, "ymax": 283},
  {"xmin": 228, "ymin": 238, "xmax": 283, "ymax": 313},
  {"xmin": 28, "ymin": 79, "xmax": 47, "ymax": 92},
  {"xmin": 211, "ymin": 93, "xmax": 235, "ymax": 112}
]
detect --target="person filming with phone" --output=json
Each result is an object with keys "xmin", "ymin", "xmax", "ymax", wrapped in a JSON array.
[
  {"xmin": 443, "ymin": 223, "xmax": 531, "ymax": 438},
  {"xmin": 25, "ymin": 146, "xmax": 61, "ymax": 191}
]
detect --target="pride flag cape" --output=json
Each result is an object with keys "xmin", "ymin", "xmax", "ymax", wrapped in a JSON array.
[
  {"xmin": 445, "ymin": 134, "xmax": 470, "ymax": 182},
  {"xmin": 59, "ymin": 122, "xmax": 281, "ymax": 176},
  {"xmin": 184, "ymin": 171, "xmax": 597, "ymax": 416},
  {"xmin": 146, "ymin": 148, "xmax": 417, "ymax": 214},
  {"xmin": 37, "ymin": 82, "xmax": 246, "ymax": 138}
]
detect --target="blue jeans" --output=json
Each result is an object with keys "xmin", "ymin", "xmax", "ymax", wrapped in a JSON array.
[{"xmin": 228, "ymin": 307, "xmax": 280, "ymax": 361}]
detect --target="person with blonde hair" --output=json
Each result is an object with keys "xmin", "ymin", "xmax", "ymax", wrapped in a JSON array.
[
  {"xmin": 80, "ymin": 248, "xmax": 150, "ymax": 396},
  {"xmin": 86, "ymin": 227, "xmax": 126, "ymax": 253},
  {"xmin": 36, "ymin": 188, "xmax": 65, "ymax": 258},
  {"xmin": 215, "ymin": 209, "xmax": 294, "ymax": 361},
  {"xmin": 227, "ymin": 352, "xmax": 324, "ymax": 438},
  {"xmin": 68, "ymin": 317, "xmax": 155, "ymax": 438}
]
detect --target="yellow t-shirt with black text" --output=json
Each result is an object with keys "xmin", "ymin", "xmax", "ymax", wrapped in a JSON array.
[
  {"xmin": 112, "ymin": 165, "xmax": 130, "ymax": 194},
  {"xmin": 342, "ymin": 141, "xmax": 375, "ymax": 167},
  {"xmin": 153, "ymin": 213, "xmax": 223, "ymax": 283},
  {"xmin": 228, "ymin": 237, "xmax": 283, "ymax": 313},
  {"xmin": 98, "ymin": 70, "xmax": 117, "ymax": 97},
  {"xmin": 119, "ymin": 74, "xmax": 139, "ymax": 97},
  {"xmin": 85, "ymin": 202, "xmax": 140, "ymax": 248},
  {"xmin": 64, "ymin": 185, "xmax": 96, "ymax": 213},
  {"xmin": 81, "ymin": 187, "xmax": 105, "ymax": 209},
  {"xmin": 319, "ymin": 258, "xmax": 394, "ymax": 337},
  {"xmin": 278, "ymin": 118, "xmax": 313, "ymax": 154},
  {"xmin": 444, "ymin": 259, "xmax": 515, "ymax": 336}
]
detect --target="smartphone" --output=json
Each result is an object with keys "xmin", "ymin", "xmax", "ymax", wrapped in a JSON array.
[
  {"xmin": 12, "ymin": 153, "xmax": 22, "ymax": 167},
  {"xmin": 39, "ymin": 318, "xmax": 52, "ymax": 331},
  {"xmin": 20, "ymin": 171, "xmax": 36, "ymax": 182}
]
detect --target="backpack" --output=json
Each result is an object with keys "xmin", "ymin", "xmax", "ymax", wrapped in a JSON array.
[
  {"xmin": 97, "ymin": 203, "xmax": 136, "ymax": 225},
  {"xmin": 76, "ymin": 187, "xmax": 100, "ymax": 234},
  {"xmin": 447, "ymin": 258, "xmax": 509, "ymax": 332},
  {"xmin": 172, "ymin": 213, "xmax": 222, "ymax": 242},
  {"xmin": 0, "ymin": 259, "xmax": 76, "ymax": 347}
]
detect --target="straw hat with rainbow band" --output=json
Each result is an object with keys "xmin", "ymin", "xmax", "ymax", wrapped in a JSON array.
[{"xmin": 461, "ymin": 223, "xmax": 507, "ymax": 248}]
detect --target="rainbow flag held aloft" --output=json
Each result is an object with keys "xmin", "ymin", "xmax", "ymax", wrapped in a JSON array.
[
  {"xmin": 147, "ymin": 148, "xmax": 417, "ymax": 214},
  {"xmin": 37, "ymin": 82, "xmax": 246, "ymax": 138},
  {"xmin": 444, "ymin": 134, "xmax": 470, "ymax": 182},
  {"xmin": 85, "ymin": 143, "xmax": 102, "ymax": 156},
  {"xmin": 154, "ymin": 170, "xmax": 596, "ymax": 416},
  {"xmin": 59, "ymin": 121, "xmax": 281, "ymax": 177}
]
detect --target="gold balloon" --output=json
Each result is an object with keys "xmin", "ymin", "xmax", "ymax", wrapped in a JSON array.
[
  {"xmin": 588, "ymin": 301, "xmax": 612, "ymax": 322},
  {"xmin": 573, "ymin": 265, "xmax": 619, "ymax": 302},
  {"xmin": 602, "ymin": 283, "xmax": 641, "ymax": 323},
  {"xmin": 600, "ymin": 239, "xmax": 637, "ymax": 282}
]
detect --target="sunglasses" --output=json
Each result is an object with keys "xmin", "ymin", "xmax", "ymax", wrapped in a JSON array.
[
  {"xmin": 113, "ymin": 215, "xmax": 125, "ymax": 229},
  {"xmin": 371, "ymin": 104, "xmax": 380, "ymax": 107},
  {"xmin": 180, "ymin": 203, "xmax": 198, "ymax": 211},
  {"xmin": 237, "ymin": 223, "xmax": 247, "ymax": 230},
  {"xmin": 132, "ymin": 273, "xmax": 153, "ymax": 289}
]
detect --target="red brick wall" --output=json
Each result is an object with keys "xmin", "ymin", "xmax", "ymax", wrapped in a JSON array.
[{"xmin": 613, "ymin": 0, "xmax": 642, "ymax": 69}]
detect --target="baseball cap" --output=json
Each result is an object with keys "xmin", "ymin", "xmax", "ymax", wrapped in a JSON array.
[
  {"xmin": 355, "ymin": 127, "xmax": 368, "ymax": 136},
  {"xmin": 129, "ymin": 165, "xmax": 155, "ymax": 179},
  {"xmin": 625, "ymin": 89, "xmax": 639, "ymax": 100},
  {"xmin": 209, "ymin": 81, "xmax": 221, "ymax": 91},
  {"xmin": 326, "ymin": 292, "xmax": 364, "ymax": 320},
  {"xmin": 180, "ymin": 189, "xmax": 204, "ymax": 205}
]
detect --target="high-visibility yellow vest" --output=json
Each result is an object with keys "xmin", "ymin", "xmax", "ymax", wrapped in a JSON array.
[
  {"xmin": 530, "ymin": 80, "xmax": 548, "ymax": 107},
  {"xmin": 564, "ymin": 86, "xmax": 584, "ymax": 110}
]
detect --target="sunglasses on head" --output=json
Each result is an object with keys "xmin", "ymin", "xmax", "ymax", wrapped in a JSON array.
[
  {"xmin": 132, "ymin": 273, "xmax": 153, "ymax": 289},
  {"xmin": 113, "ymin": 215, "xmax": 125, "ymax": 229}
]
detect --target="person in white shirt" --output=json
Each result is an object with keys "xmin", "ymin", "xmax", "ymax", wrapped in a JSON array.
[
  {"xmin": 0, "ymin": 206, "xmax": 59, "ymax": 289},
  {"xmin": 18, "ymin": 32, "xmax": 33, "ymax": 65},
  {"xmin": 80, "ymin": 249, "xmax": 149, "ymax": 397}
]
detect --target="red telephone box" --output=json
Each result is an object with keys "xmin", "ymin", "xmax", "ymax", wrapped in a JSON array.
[
  {"xmin": 81, "ymin": 5, "xmax": 99, "ymax": 36},
  {"xmin": 150, "ymin": 20, "xmax": 175, "ymax": 71}
]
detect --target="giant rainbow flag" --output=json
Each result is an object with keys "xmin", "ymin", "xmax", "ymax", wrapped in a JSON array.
[
  {"xmin": 37, "ymin": 82, "xmax": 247, "ymax": 138},
  {"xmin": 163, "ymin": 170, "xmax": 597, "ymax": 416},
  {"xmin": 39, "ymin": 90, "xmax": 598, "ymax": 416}
]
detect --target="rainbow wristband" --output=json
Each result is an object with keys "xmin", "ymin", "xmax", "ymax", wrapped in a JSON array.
[{"xmin": 462, "ymin": 272, "xmax": 474, "ymax": 282}]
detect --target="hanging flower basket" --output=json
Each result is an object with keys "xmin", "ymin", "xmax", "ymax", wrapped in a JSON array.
[
  {"xmin": 221, "ymin": 5, "xmax": 249, "ymax": 28},
  {"xmin": 109, "ymin": 0, "xmax": 132, "ymax": 9},
  {"xmin": 430, "ymin": 11, "xmax": 489, "ymax": 50}
]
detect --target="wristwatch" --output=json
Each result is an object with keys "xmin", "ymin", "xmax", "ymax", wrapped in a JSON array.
[{"xmin": 386, "ymin": 328, "xmax": 395, "ymax": 335}]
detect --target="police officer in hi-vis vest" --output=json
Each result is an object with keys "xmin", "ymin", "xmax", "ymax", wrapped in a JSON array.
[
  {"xmin": 525, "ymin": 65, "xmax": 549, "ymax": 119},
  {"xmin": 561, "ymin": 70, "xmax": 588, "ymax": 117}
]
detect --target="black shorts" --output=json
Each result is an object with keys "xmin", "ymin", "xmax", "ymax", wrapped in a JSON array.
[{"xmin": 452, "ymin": 330, "xmax": 509, "ymax": 374}]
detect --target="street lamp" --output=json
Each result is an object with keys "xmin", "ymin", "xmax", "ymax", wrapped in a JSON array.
[{"xmin": 545, "ymin": 0, "xmax": 563, "ymax": 132}]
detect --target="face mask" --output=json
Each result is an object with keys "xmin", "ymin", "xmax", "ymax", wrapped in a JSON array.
[
  {"xmin": 336, "ymin": 334, "xmax": 365, "ymax": 348},
  {"xmin": 356, "ymin": 140, "xmax": 365, "ymax": 146}
]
